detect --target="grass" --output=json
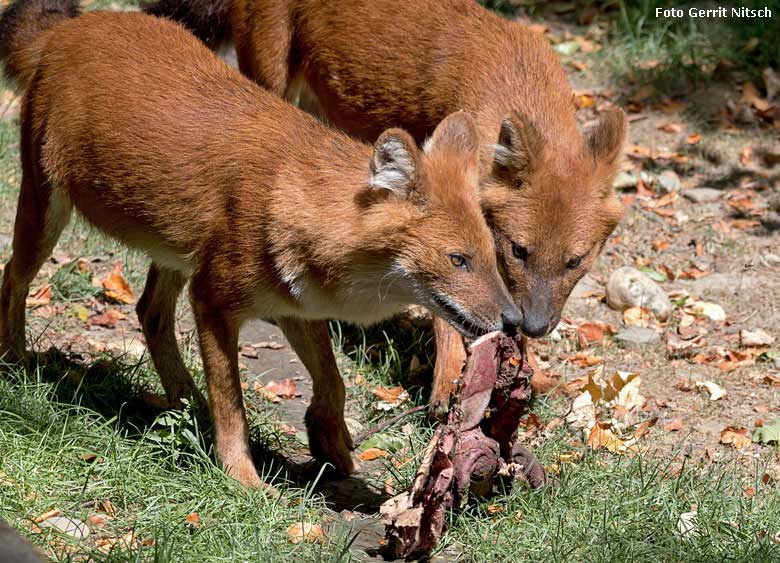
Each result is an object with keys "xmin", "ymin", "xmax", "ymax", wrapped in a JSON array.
[
  {"xmin": 602, "ymin": 0, "xmax": 780, "ymax": 97},
  {"xmin": 1, "ymin": 354, "xmax": 778, "ymax": 562}
]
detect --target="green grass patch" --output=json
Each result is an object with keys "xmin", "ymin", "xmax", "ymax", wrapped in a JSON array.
[{"xmin": 604, "ymin": 0, "xmax": 780, "ymax": 96}]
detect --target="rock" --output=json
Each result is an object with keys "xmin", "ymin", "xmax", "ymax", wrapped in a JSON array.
[
  {"xmin": 38, "ymin": 516, "xmax": 90, "ymax": 540},
  {"xmin": 683, "ymin": 188, "xmax": 722, "ymax": 203},
  {"xmin": 678, "ymin": 273, "xmax": 760, "ymax": 296},
  {"xmin": 612, "ymin": 171, "xmax": 637, "ymax": 190},
  {"xmin": 762, "ymin": 253, "xmax": 780, "ymax": 266},
  {"xmin": 606, "ymin": 267, "xmax": 673, "ymax": 321},
  {"xmin": 760, "ymin": 211, "xmax": 780, "ymax": 231},
  {"xmin": 657, "ymin": 170, "xmax": 680, "ymax": 193},
  {"xmin": 615, "ymin": 327, "xmax": 661, "ymax": 347},
  {"xmin": 740, "ymin": 328, "xmax": 775, "ymax": 347}
]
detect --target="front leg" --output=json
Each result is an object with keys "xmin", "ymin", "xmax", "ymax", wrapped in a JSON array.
[
  {"xmin": 276, "ymin": 317, "xmax": 354, "ymax": 476},
  {"xmin": 429, "ymin": 317, "xmax": 468, "ymax": 417},
  {"xmin": 190, "ymin": 281, "xmax": 263, "ymax": 488}
]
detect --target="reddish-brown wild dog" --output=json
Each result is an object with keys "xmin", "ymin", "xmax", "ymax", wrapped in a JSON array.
[
  {"xmin": 145, "ymin": 0, "xmax": 629, "ymax": 411},
  {"xmin": 0, "ymin": 0, "xmax": 522, "ymax": 487}
]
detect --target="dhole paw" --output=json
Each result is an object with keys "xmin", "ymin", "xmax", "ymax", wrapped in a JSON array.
[
  {"xmin": 305, "ymin": 405, "xmax": 355, "ymax": 476},
  {"xmin": 224, "ymin": 457, "xmax": 276, "ymax": 494}
]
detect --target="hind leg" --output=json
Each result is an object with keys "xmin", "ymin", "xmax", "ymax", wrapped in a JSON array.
[
  {"xmin": 0, "ymin": 174, "xmax": 71, "ymax": 361},
  {"xmin": 136, "ymin": 264, "xmax": 205, "ymax": 408},
  {"xmin": 234, "ymin": 0, "xmax": 293, "ymax": 97}
]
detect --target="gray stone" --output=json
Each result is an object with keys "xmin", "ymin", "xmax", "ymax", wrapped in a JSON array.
[
  {"xmin": 613, "ymin": 171, "xmax": 637, "ymax": 190},
  {"xmin": 615, "ymin": 327, "xmax": 661, "ymax": 346},
  {"xmin": 38, "ymin": 516, "xmax": 89, "ymax": 540},
  {"xmin": 606, "ymin": 266, "xmax": 673, "ymax": 321},
  {"xmin": 678, "ymin": 273, "xmax": 760, "ymax": 296},
  {"xmin": 683, "ymin": 188, "xmax": 723, "ymax": 203},
  {"xmin": 760, "ymin": 211, "xmax": 780, "ymax": 231},
  {"xmin": 657, "ymin": 170, "xmax": 680, "ymax": 194}
]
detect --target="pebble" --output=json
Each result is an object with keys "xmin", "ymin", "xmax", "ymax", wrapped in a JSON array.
[
  {"xmin": 613, "ymin": 171, "xmax": 637, "ymax": 190},
  {"xmin": 760, "ymin": 211, "xmax": 780, "ymax": 231},
  {"xmin": 606, "ymin": 267, "xmax": 673, "ymax": 321},
  {"xmin": 740, "ymin": 328, "xmax": 775, "ymax": 347},
  {"xmin": 38, "ymin": 516, "xmax": 90, "ymax": 540},
  {"xmin": 657, "ymin": 170, "xmax": 680, "ymax": 193},
  {"xmin": 682, "ymin": 187, "xmax": 722, "ymax": 203},
  {"xmin": 615, "ymin": 327, "xmax": 661, "ymax": 347}
]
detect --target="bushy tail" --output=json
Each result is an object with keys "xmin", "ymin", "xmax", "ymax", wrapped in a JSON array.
[
  {"xmin": 0, "ymin": 0, "xmax": 79, "ymax": 91},
  {"xmin": 144, "ymin": 0, "xmax": 232, "ymax": 49}
]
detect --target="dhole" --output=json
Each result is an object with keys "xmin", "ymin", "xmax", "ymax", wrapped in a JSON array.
[
  {"xmin": 145, "ymin": 0, "xmax": 628, "ymax": 410},
  {"xmin": 0, "ymin": 0, "xmax": 521, "ymax": 487}
]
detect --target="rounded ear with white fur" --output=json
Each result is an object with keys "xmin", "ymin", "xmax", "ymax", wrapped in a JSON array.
[
  {"xmin": 368, "ymin": 129, "xmax": 420, "ymax": 198},
  {"xmin": 587, "ymin": 107, "xmax": 628, "ymax": 165},
  {"xmin": 492, "ymin": 112, "xmax": 545, "ymax": 182},
  {"xmin": 423, "ymin": 111, "xmax": 480, "ymax": 186}
]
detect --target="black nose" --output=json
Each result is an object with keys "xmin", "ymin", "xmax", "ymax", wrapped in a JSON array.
[
  {"xmin": 501, "ymin": 308, "xmax": 523, "ymax": 336},
  {"xmin": 521, "ymin": 314, "xmax": 550, "ymax": 338}
]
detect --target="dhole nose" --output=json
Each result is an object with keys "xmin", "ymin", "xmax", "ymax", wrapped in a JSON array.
[
  {"xmin": 501, "ymin": 307, "xmax": 523, "ymax": 336},
  {"xmin": 521, "ymin": 313, "xmax": 550, "ymax": 338}
]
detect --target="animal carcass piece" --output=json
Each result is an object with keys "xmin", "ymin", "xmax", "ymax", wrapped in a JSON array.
[{"xmin": 380, "ymin": 332, "xmax": 546, "ymax": 559}]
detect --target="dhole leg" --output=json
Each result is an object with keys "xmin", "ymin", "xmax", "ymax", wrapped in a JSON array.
[
  {"xmin": 190, "ymin": 284, "xmax": 262, "ymax": 488},
  {"xmin": 136, "ymin": 264, "xmax": 205, "ymax": 408},
  {"xmin": 276, "ymin": 317, "xmax": 354, "ymax": 476},
  {"xmin": 234, "ymin": 3, "xmax": 292, "ymax": 97},
  {"xmin": 429, "ymin": 317, "xmax": 468, "ymax": 417},
  {"xmin": 1, "ymin": 172, "xmax": 71, "ymax": 361}
]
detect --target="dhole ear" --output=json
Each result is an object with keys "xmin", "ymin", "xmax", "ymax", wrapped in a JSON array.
[
  {"xmin": 492, "ymin": 113, "xmax": 545, "ymax": 181},
  {"xmin": 368, "ymin": 129, "xmax": 419, "ymax": 198},
  {"xmin": 586, "ymin": 107, "xmax": 628, "ymax": 165},
  {"xmin": 422, "ymin": 111, "xmax": 480, "ymax": 186}
]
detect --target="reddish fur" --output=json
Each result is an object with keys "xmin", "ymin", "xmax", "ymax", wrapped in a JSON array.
[
  {"xmin": 0, "ymin": 6, "xmax": 519, "ymax": 486},
  {"xmin": 143, "ymin": 0, "xmax": 628, "ymax": 411}
]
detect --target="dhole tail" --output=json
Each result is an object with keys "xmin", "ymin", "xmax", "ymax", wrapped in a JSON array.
[
  {"xmin": 0, "ymin": 0, "xmax": 79, "ymax": 91},
  {"xmin": 144, "ymin": 0, "xmax": 231, "ymax": 49}
]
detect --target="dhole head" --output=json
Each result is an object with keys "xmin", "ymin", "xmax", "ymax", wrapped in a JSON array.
[
  {"xmin": 480, "ymin": 107, "xmax": 628, "ymax": 337},
  {"xmin": 365, "ymin": 111, "xmax": 522, "ymax": 339}
]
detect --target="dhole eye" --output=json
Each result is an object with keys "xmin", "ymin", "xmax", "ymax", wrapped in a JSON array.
[
  {"xmin": 566, "ymin": 256, "xmax": 583, "ymax": 269},
  {"xmin": 511, "ymin": 243, "xmax": 529, "ymax": 261},
  {"xmin": 449, "ymin": 254, "xmax": 470, "ymax": 270}
]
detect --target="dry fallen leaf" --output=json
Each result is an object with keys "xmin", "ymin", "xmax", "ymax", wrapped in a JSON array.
[
  {"xmin": 577, "ymin": 321, "xmax": 613, "ymax": 347},
  {"xmin": 359, "ymin": 448, "xmax": 389, "ymax": 462},
  {"xmin": 286, "ymin": 522, "xmax": 326, "ymax": 544},
  {"xmin": 686, "ymin": 133, "xmax": 702, "ymax": 145},
  {"xmin": 88, "ymin": 309, "xmax": 126, "ymax": 328},
  {"xmin": 623, "ymin": 307, "xmax": 651, "ymax": 328},
  {"xmin": 253, "ymin": 382, "xmax": 280, "ymax": 403},
  {"xmin": 568, "ymin": 351, "xmax": 604, "ymax": 367},
  {"xmin": 266, "ymin": 378, "xmax": 299, "ymax": 399},
  {"xmin": 657, "ymin": 122, "xmax": 683, "ymax": 134},
  {"xmin": 185, "ymin": 512, "xmax": 201, "ymax": 529},
  {"xmin": 664, "ymin": 418, "xmax": 683, "ymax": 432},
  {"xmin": 101, "ymin": 262, "xmax": 134, "ymax": 304},
  {"xmin": 696, "ymin": 381, "xmax": 726, "ymax": 401},
  {"xmin": 742, "ymin": 81, "xmax": 771, "ymax": 112},
  {"xmin": 720, "ymin": 426, "xmax": 752, "ymax": 449},
  {"xmin": 740, "ymin": 328, "xmax": 775, "ymax": 347},
  {"xmin": 26, "ymin": 284, "xmax": 52, "ymax": 308},
  {"xmin": 372, "ymin": 385, "xmax": 410, "ymax": 410},
  {"xmin": 253, "ymin": 341, "xmax": 285, "ymax": 350},
  {"xmin": 684, "ymin": 301, "xmax": 726, "ymax": 322}
]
